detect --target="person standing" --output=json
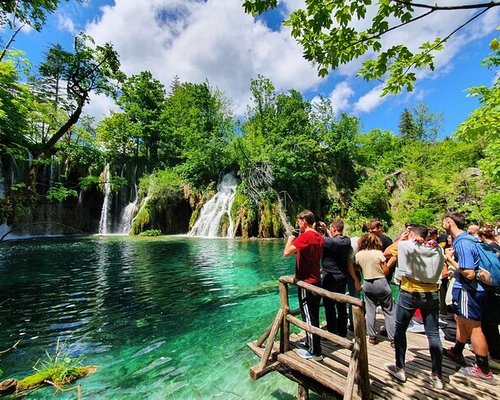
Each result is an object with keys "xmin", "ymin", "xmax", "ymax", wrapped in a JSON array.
[
  {"xmin": 318, "ymin": 219, "xmax": 361, "ymax": 337},
  {"xmin": 284, "ymin": 210, "xmax": 324, "ymax": 360},
  {"xmin": 368, "ymin": 219, "xmax": 394, "ymax": 283},
  {"xmin": 442, "ymin": 212, "xmax": 495, "ymax": 384},
  {"xmin": 368, "ymin": 219, "xmax": 393, "ymax": 251},
  {"xmin": 467, "ymin": 224, "xmax": 480, "ymax": 238},
  {"xmin": 355, "ymin": 233, "xmax": 395, "ymax": 345},
  {"xmin": 384, "ymin": 225, "xmax": 445, "ymax": 389}
]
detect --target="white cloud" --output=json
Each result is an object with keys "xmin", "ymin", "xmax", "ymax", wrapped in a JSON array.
[
  {"xmin": 85, "ymin": 0, "xmax": 322, "ymax": 115},
  {"xmin": 354, "ymin": 85, "xmax": 387, "ymax": 113},
  {"xmin": 328, "ymin": 81, "xmax": 354, "ymax": 113},
  {"xmin": 80, "ymin": 0, "xmax": 498, "ymax": 118},
  {"xmin": 83, "ymin": 92, "xmax": 120, "ymax": 121},
  {"xmin": 57, "ymin": 13, "xmax": 77, "ymax": 34}
]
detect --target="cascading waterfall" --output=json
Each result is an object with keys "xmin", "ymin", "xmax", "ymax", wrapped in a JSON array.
[
  {"xmin": 0, "ymin": 159, "xmax": 5, "ymax": 199},
  {"xmin": 277, "ymin": 195, "xmax": 293, "ymax": 237},
  {"xmin": 118, "ymin": 183, "xmax": 138, "ymax": 234},
  {"xmin": 98, "ymin": 164, "xmax": 112, "ymax": 234},
  {"xmin": 188, "ymin": 173, "xmax": 238, "ymax": 238}
]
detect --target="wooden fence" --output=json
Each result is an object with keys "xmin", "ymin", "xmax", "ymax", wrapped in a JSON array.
[{"xmin": 248, "ymin": 275, "xmax": 372, "ymax": 400}]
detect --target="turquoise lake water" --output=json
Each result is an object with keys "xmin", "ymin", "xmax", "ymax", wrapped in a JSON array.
[{"xmin": 0, "ymin": 236, "xmax": 305, "ymax": 399}]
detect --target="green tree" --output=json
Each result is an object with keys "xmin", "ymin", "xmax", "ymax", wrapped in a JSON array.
[
  {"xmin": 237, "ymin": 75, "xmax": 277, "ymax": 174},
  {"xmin": 96, "ymin": 112, "xmax": 139, "ymax": 161},
  {"xmin": 398, "ymin": 108, "xmax": 416, "ymax": 139},
  {"xmin": 0, "ymin": 1, "xmax": 79, "ymax": 62},
  {"xmin": 455, "ymin": 34, "xmax": 500, "ymax": 184},
  {"xmin": 412, "ymin": 102, "xmax": 443, "ymax": 141},
  {"xmin": 243, "ymin": 1, "xmax": 500, "ymax": 95},
  {"xmin": 29, "ymin": 34, "xmax": 123, "ymax": 190},
  {"xmin": 162, "ymin": 80, "xmax": 234, "ymax": 187},
  {"xmin": 311, "ymin": 98, "xmax": 362, "ymax": 216},
  {"xmin": 117, "ymin": 71, "xmax": 165, "ymax": 167},
  {"xmin": 0, "ymin": 55, "xmax": 30, "ymax": 148},
  {"xmin": 1, "ymin": 0, "xmax": 61, "ymax": 31},
  {"xmin": 356, "ymin": 128, "xmax": 402, "ymax": 174}
]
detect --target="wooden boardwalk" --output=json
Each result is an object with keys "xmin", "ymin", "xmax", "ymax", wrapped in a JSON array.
[
  {"xmin": 318, "ymin": 317, "xmax": 498, "ymax": 399},
  {"xmin": 250, "ymin": 316, "xmax": 499, "ymax": 400},
  {"xmin": 248, "ymin": 276, "xmax": 499, "ymax": 400}
]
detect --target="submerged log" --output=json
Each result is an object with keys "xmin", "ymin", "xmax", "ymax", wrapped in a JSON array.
[
  {"xmin": 0, "ymin": 379, "xmax": 16, "ymax": 396},
  {"xmin": 0, "ymin": 366, "xmax": 97, "ymax": 397}
]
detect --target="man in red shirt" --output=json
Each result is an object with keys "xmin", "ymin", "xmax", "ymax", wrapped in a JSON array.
[{"xmin": 284, "ymin": 210, "xmax": 324, "ymax": 360}]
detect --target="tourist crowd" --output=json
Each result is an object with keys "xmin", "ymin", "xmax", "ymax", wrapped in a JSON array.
[{"xmin": 284, "ymin": 212, "xmax": 500, "ymax": 390}]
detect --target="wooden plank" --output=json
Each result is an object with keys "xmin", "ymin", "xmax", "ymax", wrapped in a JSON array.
[
  {"xmin": 329, "ymin": 343, "xmax": 492, "ymax": 400},
  {"xmin": 247, "ymin": 341, "xmax": 279, "ymax": 358},
  {"xmin": 286, "ymin": 314, "xmax": 354, "ymax": 350},
  {"xmin": 274, "ymin": 365, "xmax": 343, "ymax": 400},
  {"xmin": 278, "ymin": 351, "xmax": 347, "ymax": 396},
  {"xmin": 250, "ymin": 360, "xmax": 280, "ymax": 380},
  {"xmin": 279, "ymin": 275, "xmax": 364, "ymax": 307}
]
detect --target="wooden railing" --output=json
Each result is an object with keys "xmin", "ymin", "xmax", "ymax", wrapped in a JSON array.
[{"xmin": 248, "ymin": 275, "xmax": 371, "ymax": 400}]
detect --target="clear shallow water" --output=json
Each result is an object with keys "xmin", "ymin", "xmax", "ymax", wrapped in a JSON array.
[{"xmin": 0, "ymin": 236, "xmax": 301, "ymax": 399}]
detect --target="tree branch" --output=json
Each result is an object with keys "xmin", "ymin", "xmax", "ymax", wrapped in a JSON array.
[
  {"xmin": 342, "ymin": 8, "xmax": 435, "ymax": 52},
  {"xmin": 0, "ymin": 24, "xmax": 23, "ymax": 63},
  {"xmin": 0, "ymin": 340, "xmax": 20, "ymax": 355},
  {"xmin": 391, "ymin": 0, "xmax": 500, "ymax": 11},
  {"xmin": 344, "ymin": 0, "xmax": 498, "ymax": 53},
  {"xmin": 400, "ymin": 6, "xmax": 490, "ymax": 81}
]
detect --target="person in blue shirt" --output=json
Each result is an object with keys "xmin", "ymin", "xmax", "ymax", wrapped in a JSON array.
[{"xmin": 442, "ymin": 212, "xmax": 494, "ymax": 384}]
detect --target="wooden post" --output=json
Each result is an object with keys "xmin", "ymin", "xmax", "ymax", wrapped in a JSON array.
[
  {"xmin": 352, "ymin": 304, "xmax": 371, "ymax": 400},
  {"xmin": 344, "ymin": 339, "xmax": 360, "ymax": 400},
  {"xmin": 256, "ymin": 323, "xmax": 273, "ymax": 348},
  {"xmin": 298, "ymin": 383, "xmax": 309, "ymax": 400},
  {"xmin": 258, "ymin": 308, "xmax": 283, "ymax": 370},
  {"xmin": 279, "ymin": 280, "xmax": 290, "ymax": 353}
]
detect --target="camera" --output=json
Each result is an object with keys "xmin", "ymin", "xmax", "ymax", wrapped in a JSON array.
[{"xmin": 292, "ymin": 228, "xmax": 301, "ymax": 237}]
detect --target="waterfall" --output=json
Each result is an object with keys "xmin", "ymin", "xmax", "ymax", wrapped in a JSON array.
[
  {"xmin": 49, "ymin": 155, "xmax": 55, "ymax": 186},
  {"xmin": 118, "ymin": 183, "xmax": 138, "ymax": 234},
  {"xmin": 188, "ymin": 173, "xmax": 238, "ymax": 238},
  {"xmin": 277, "ymin": 195, "xmax": 293, "ymax": 237},
  {"xmin": 0, "ymin": 159, "xmax": 5, "ymax": 199},
  {"xmin": 98, "ymin": 164, "xmax": 112, "ymax": 234}
]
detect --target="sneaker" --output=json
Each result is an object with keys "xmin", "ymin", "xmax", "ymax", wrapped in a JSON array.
[
  {"xmin": 385, "ymin": 363, "xmax": 406, "ymax": 382},
  {"xmin": 295, "ymin": 340, "xmax": 308, "ymax": 350},
  {"xmin": 295, "ymin": 348, "xmax": 313, "ymax": 359},
  {"xmin": 431, "ymin": 375, "xmax": 444, "ymax": 390},
  {"xmin": 443, "ymin": 347, "xmax": 466, "ymax": 366},
  {"xmin": 379, "ymin": 326, "xmax": 388, "ymax": 337},
  {"xmin": 295, "ymin": 348, "xmax": 323, "ymax": 361},
  {"xmin": 458, "ymin": 365, "xmax": 497, "ymax": 385},
  {"xmin": 368, "ymin": 336, "xmax": 379, "ymax": 345},
  {"xmin": 490, "ymin": 358, "xmax": 500, "ymax": 373}
]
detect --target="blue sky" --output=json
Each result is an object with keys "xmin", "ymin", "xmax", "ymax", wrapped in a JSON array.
[{"xmin": 3, "ymin": 0, "xmax": 499, "ymax": 138}]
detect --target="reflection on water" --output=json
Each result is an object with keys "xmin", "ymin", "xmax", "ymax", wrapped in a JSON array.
[{"xmin": 0, "ymin": 236, "xmax": 298, "ymax": 399}]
